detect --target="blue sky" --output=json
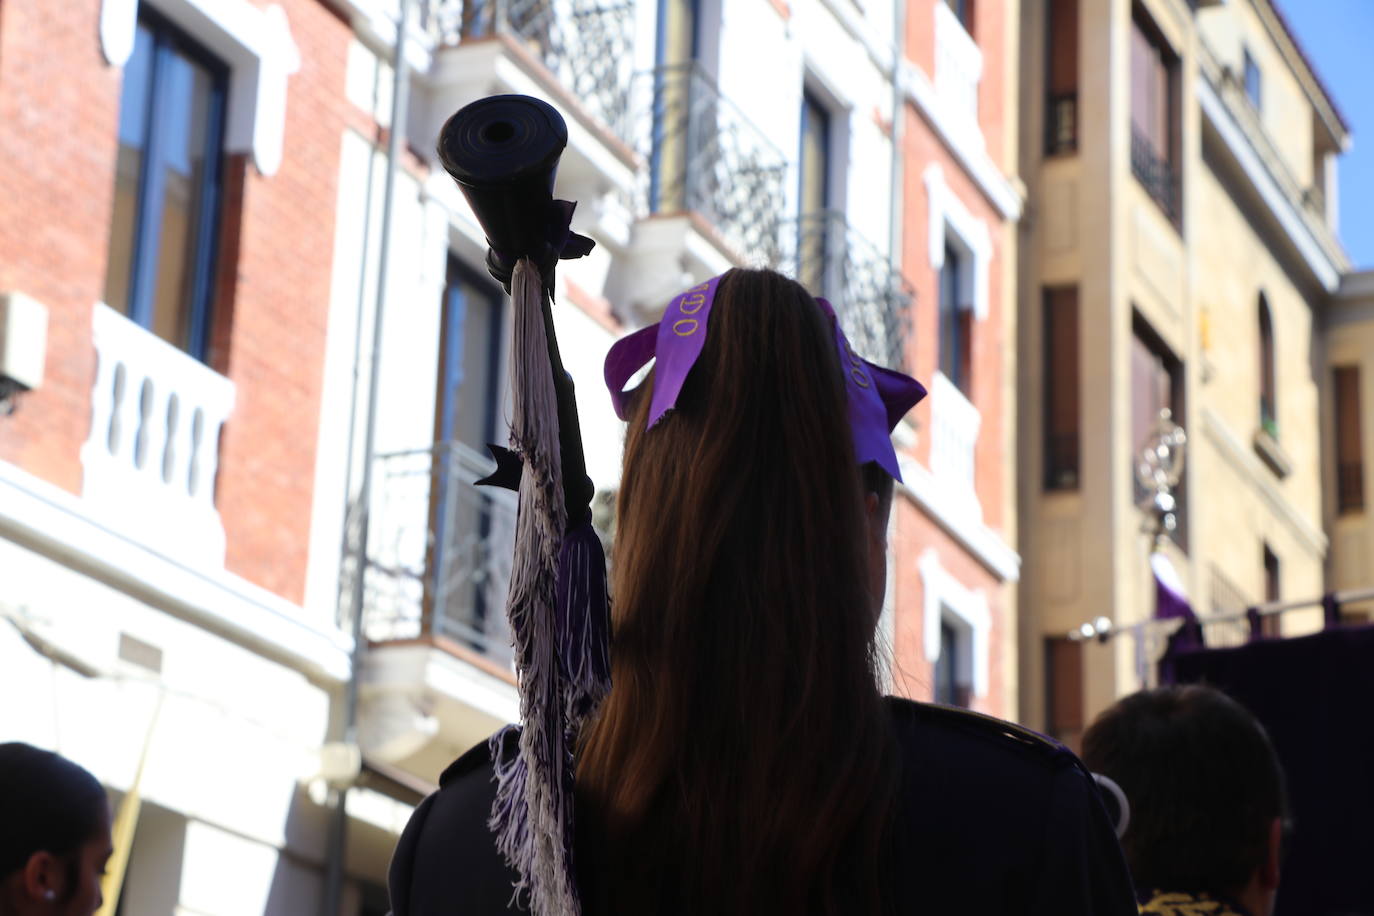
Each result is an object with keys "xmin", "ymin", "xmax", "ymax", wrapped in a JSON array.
[{"xmin": 1275, "ymin": 0, "xmax": 1374, "ymax": 269}]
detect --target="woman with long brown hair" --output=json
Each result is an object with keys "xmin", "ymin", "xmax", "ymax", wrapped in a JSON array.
[{"xmin": 388, "ymin": 268, "xmax": 1136, "ymax": 915}]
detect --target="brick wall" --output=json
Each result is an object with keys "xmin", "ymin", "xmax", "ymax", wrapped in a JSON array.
[
  {"xmin": 904, "ymin": 0, "xmax": 1010, "ymax": 167},
  {"xmin": 890, "ymin": 498, "xmax": 1010, "ymax": 718},
  {"xmin": 900, "ymin": 117, "xmax": 1009, "ymax": 533},
  {"xmin": 893, "ymin": 0, "xmax": 1015, "ymax": 720},
  {"xmin": 0, "ymin": 0, "xmax": 121, "ymax": 494},
  {"xmin": 0, "ymin": 0, "xmax": 355, "ymax": 605},
  {"xmin": 211, "ymin": 0, "xmax": 353, "ymax": 603}
]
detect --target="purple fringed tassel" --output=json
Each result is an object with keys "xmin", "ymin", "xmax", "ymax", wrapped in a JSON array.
[
  {"xmin": 555, "ymin": 520, "xmax": 612, "ymax": 725},
  {"xmin": 491, "ymin": 259, "xmax": 579, "ymax": 916}
]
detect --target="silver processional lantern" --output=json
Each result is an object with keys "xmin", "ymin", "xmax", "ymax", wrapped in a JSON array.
[{"xmin": 1135, "ymin": 407, "xmax": 1187, "ymax": 548}]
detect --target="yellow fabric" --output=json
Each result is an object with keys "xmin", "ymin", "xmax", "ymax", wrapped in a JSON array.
[{"xmin": 1139, "ymin": 890, "xmax": 1247, "ymax": 916}]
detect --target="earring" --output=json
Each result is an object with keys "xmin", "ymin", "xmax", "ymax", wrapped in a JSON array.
[{"xmin": 44, "ymin": 889, "xmax": 56, "ymax": 901}]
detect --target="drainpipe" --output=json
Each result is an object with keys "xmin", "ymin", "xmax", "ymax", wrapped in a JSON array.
[
  {"xmin": 888, "ymin": 0, "xmax": 906, "ymax": 265},
  {"xmin": 320, "ymin": 0, "xmax": 413, "ymax": 912}
]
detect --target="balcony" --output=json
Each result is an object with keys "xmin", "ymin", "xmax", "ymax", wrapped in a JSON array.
[
  {"xmin": 1045, "ymin": 91, "xmax": 1077, "ymax": 156},
  {"xmin": 424, "ymin": 0, "xmax": 634, "ymax": 145},
  {"xmin": 1130, "ymin": 125, "xmax": 1180, "ymax": 225},
  {"xmin": 930, "ymin": 371, "xmax": 982, "ymax": 520},
  {"xmin": 770, "ymin": 210, "xmax": 912, "ymax": 371},
  {"xmin": 361, "ymin": 441, "xmax": 517, "ymax": 662},
  {"xmin": 620, "ymin": 62, "xmax": 790, "ymax": 308},
  {"xmin": 80, "ymin": 304, "xmax": 235, "ymax": 567},
  {"xmin": 415, "ymin": 0, "xmax": 639, "ymax": 247},
  {"xmin": 352, "ymin": 441, "xmax": 520, "ymax": 778}
]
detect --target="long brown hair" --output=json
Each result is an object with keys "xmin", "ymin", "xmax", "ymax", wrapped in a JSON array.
[{"xmin": 575, "ymin": 269, "xmax": 898, "ymax": 914}]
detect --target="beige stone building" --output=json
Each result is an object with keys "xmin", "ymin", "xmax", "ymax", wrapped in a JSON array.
[
  {"xmin": 1324, "ymin": 269, "xmax": 1374, "ymax": 621},
  {"xmin": 1014, "ymin": 0, "xmax": 1352, "ymax": 745}
]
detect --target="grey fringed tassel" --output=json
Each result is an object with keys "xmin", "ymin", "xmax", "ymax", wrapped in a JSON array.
[{"xmin": 488, "ymin": 259, "xmax": 579, "ymax": 915}]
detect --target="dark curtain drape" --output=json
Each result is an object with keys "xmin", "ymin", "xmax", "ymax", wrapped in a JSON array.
[{"xmin": 1166, "ymin": 625, "xmax": 1374, "ymax": 916}]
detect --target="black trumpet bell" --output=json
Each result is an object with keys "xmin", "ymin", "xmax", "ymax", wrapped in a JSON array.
[{"xmin": 437, "ymin": 94, "xmax": 568, "ymax": 266}]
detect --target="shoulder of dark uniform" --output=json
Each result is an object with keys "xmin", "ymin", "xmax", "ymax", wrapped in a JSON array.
[
  {"xmin": 437, "ymin": 726, "xmax": 521, "ymax": 788},
  {"xmin": 885, "ymin": 696, "xmax": 1082, "ymax": 771}
]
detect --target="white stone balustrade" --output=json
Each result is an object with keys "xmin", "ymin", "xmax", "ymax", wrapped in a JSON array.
[
  {"xmin": 81, "ymin": 304, "xmax": 236, "ymax": 566},
  {"xmin": 934, "ymin": 1, "xmax": 982, "ymax": 142},
  {"xmin": 930, "ymin": 371, "xmax": 982, "ymax": 521}
]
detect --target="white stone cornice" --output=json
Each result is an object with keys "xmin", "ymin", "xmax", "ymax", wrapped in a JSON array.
[
  {"xmin": 898, "ymin": 456, "xmax": 1021, "ymax": 582},
  {"xmin": 0, "ymin": 460, "xmax": 352, "ymax": 683},
  {"xmin": 1197, "ymin": 76, "xmax": 1342, "ymax": 293},
  {"xmin": 899, "ymin": 61, "xmax": 1023, "ymax": 221}
]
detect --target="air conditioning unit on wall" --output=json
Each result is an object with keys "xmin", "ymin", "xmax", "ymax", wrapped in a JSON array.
[{"xmin": 0, "ymin": 291, "xmax": 48, "ymax": 412}]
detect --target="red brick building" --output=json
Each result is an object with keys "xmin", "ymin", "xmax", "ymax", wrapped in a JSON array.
[{"xmin": 886, "ymin": 0, "xmax": 1023, "ymax": 719}]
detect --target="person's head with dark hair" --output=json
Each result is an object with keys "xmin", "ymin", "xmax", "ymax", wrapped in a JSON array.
[
  {"xmin": 0, "ymin": 743, "xmax": 112, "ymax": 916},
  {"xmin": 1081, "ymin": 685, "xmax": 1287, "ymax": 916},
  {"xmin": 576, "ymin": 268, "xmax": 901, "ymax": 914}
]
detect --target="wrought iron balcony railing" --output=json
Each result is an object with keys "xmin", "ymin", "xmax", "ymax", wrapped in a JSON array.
[
  {"xmin": 423, "ymin": 0, "xmax": 635, "ymax": 142},
  {"xmin": 1045, "ymin": 91, "xmax": 1077, "ymax": 156},
  {"xmin": 1130, "ymin": 126, "xmax": 1180, "ymax": 225},
  {"xmin": 358, "ymin": 441, "xmax": 517, "ymax": 665},
  {"xmin": 627, "ymin": 62, "xmax": 791, "ymax": 264},
  {"xmin": 769, "ymin": 210, "xmax": 912, "ymax": 371}
]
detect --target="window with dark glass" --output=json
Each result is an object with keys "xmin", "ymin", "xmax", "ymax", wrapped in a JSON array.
[
  {"xmin": 1243, "ymin": 47, "xmax": 1262, "ymax": 111},
  {"xmin": 1260, "ymin": 543, "xmax": 1281, "ymax": 637},
  {"xmin": 934, "ymin": 615, "xmax": 972, "ymax": 708},
  {"xmin": 1045, "ymin": 635, "xmax": 1084, "ymax": 750},
  {"xmin": 1335, "ymin": 366, "xmax": 1365, "ymax": 514},
  {"xmin": 1129, "ymin": 6, "xmax": 1180, "ymax": 223},
  {"xmin": 1044, "ymin": 287, "xmax": 1079, "ymax": 490},
  {"xmin": 1045, "ymin": 0, "xmax": 1079, "ymax": 155},
  {"xmin": 430, "ymin": 258, "xmax": 510, "ymax": 656},
  {"xmin": 939, "ymin": 243, "xmax": 973, "ymax": 396},
  {"xmin": 1258, "ymin": 295, "xmax": 1276, "ymax": 437},
  {"xmin": 797, "ymin": 89, "xmax": 832, "ymax": 294},
  {"xmin": 943, "ymin": 0, "xmax": 974, "ymax": 32},
  {"xmin": 104, "ymin": 12, "xmax": 227, "ymax": 362},
  {"xmin": 1131, "ymin": 315, "xmax": 1186, "ymax": 547}
]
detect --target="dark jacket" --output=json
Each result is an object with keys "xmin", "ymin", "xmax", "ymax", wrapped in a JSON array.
[{"xmin": 388, "ymin": 697, "xmax": 1138, "ymax": 914}]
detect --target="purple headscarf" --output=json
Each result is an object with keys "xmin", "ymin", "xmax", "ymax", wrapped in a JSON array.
[{"xmin": 604, "ymin": 272, "xmax": 925, "ymax": 480}]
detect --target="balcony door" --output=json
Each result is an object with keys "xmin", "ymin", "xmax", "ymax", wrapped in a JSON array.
[
  {"xmin": 650, "ymin": 0, "xmax": 701, "ymax": 213},
  {"xmin": 797, "ymin": 89, "xmax": 832, "ymax": 295},
  {"xmin": 430, "ymin": 259, "xmax": 513, "ymax": 660}
]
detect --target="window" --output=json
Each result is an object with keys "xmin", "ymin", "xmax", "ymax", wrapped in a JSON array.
[
  {"xmin": 104, "ymin": 12, "xmax": 227, "ymax": 362},
  {"xmin": 939, "ymin": 243, "xmax": 973, "ymax": 396},
  {"xmin": 1131, "ymin": 315, "xmax": 1186, "ymax": 547},
  {"xmin": 1045, "ymin": 0, "xmax": 1079, "ymax": 155},
  {"xmin": 920, "ymin": 551, "xmax": 989, "ymax": 704},
  {"xmin": 1335, "ymin": 366, "xmax": 1365, "ymax": 514},
  {"xmin": 1260, "ymin": 543, "xmax": 1281, "ymax": 638},
  {"xmin": 649, "ymin": 0, "xmax": 701, "ymax": 214},
  {"xmin": 430, "ymin": 259, "xmax": 513, "ymax": 659},
  {"xmin": 943, "ymin": 0, "xmax": 974, "ymax": 32},
  {"xmin": 1258, "ymin": 295, "xmax": 1276, "ymax": 437},
  {"xmin": 934, "ymin": 613, "xmax": 972, "ymax": 707},
  {"xmin": 1129, "ymin": 7, "xmax": 1180, "ymax": 222},
  {"xmin": 1243, "ymin": 47, "xmax": 1262, "ymax": 111},
  {"xmin": 1045, "ymin": 636, "xmax": 1084, "ymax": 749},
  {"xmin": 436, "ymin": 259, "xmax": 506, "ymax": 450},
  {"xmin": 797, "ymin": 89, "xmax": 832, "ymax": 294},
  {"xmin": 1043, "ymin": 287, "xmax": 1080, "ymax": 489}
]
